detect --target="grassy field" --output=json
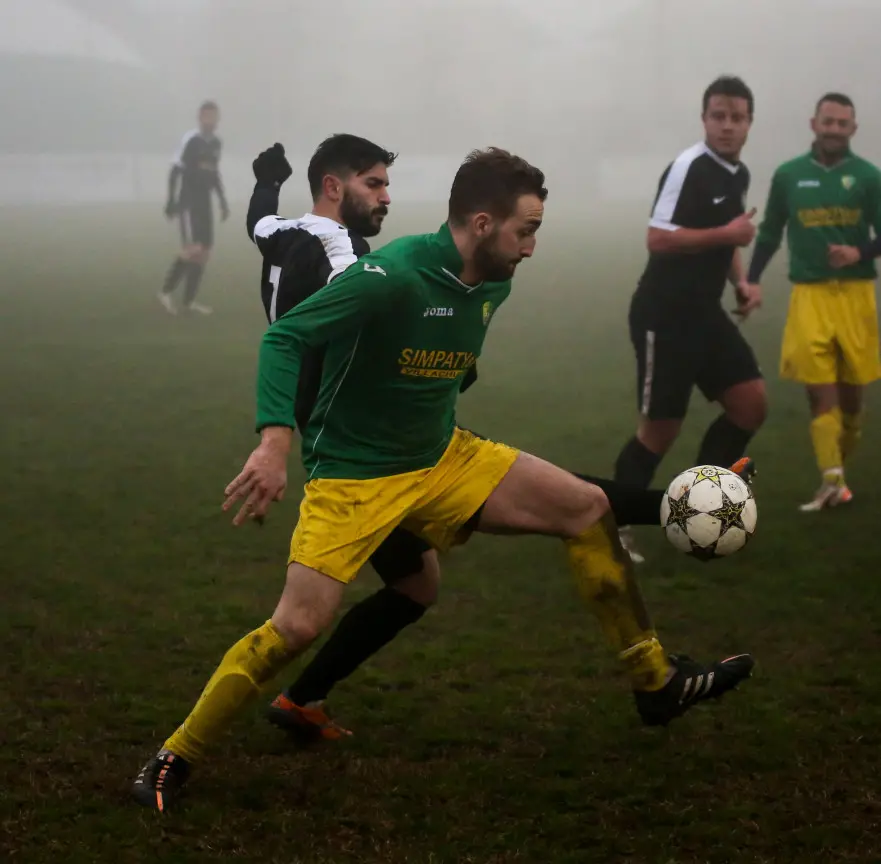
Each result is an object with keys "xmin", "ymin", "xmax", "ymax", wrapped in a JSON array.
[{"xmin": 2, "ymin": 203, "xmax": 881, "ymax": 863}]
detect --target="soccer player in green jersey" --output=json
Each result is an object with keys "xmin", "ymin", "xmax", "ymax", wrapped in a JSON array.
[
  {"xmin": 132, "ymin": 148, "xmax": 755, "ymax": 810},
  {"xmin": 746, "ymin": 93, "xmax": 881, "ymax": 510}
]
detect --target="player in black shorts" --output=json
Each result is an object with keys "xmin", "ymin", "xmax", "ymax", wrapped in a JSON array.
[
  {"xmin": 245, "ymin": 135, "xmax": 444, "ymax": 738},
  {"xmin": 613, "ymin": 76, "xmax": 767, "ymax": 563},
  {"xmin": 158, "ymin": 100, "xmax": 229, "ymax": 316}
]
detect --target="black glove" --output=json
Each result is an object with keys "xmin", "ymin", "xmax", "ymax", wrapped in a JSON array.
[
  {"xmin": 164, "ymin": 199, "xmax": 178, "ymax": 218},
  {"xmin": 253, "ymin": 143, "xmax": 292, "ymax": 189}
]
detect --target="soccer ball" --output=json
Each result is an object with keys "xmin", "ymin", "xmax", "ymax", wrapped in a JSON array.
[{"xmin": 661, "ymin": 465, "xmax": 756, "ymax": 560}]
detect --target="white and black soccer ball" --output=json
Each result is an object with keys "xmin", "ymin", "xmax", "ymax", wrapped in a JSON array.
[{"xmin": 660, "ymin": 465, "xmax": 757, "ymax": 560}]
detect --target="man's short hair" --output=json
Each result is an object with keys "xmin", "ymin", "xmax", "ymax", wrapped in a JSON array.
[
  {"xmin": 307, "ymin": 134, "xmax": 397, "ymax": 201},
  {"xmin": 815, "ymin": 92, "xmax": 855, "ymax": 115},
  {"xmin": 448, "ymin": 147, "xmax": 547, "ymax": 225},
  {"xmin": 702, "ymin": 76, "xmax": 754, "ymax": 118},
  {"xmin": 199, "ymin": 100, "xmax": 218, "ymax": 113}
]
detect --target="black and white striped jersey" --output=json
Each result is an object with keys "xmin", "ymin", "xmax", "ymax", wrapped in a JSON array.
[
  {"xmin": 246, "ymin": 185, "xmax": 371, "ymax": 430},
  {"xmin": 251, "ymin": 212, "xmax": 370, "ymax": 324},
  {"xmin": 637, "ymin": 141, "xmax": 750, "ymax": 313}
]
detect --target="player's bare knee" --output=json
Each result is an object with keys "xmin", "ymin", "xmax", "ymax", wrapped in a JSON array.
[
  {"xmin": 561, "ymin": 483, "xmax": 611, "ymax": 539},
  {"xmin": 393, "ymin": 551, "xmax": 440, "ymax": 607},
  {"xmin": 637, "ymin": 418, "xmax": 680, "ymax": 454},
  {"xmin": 723, "ymin": 380, "xmax": 768, "ymax": 430},
  {"xmin": 271, "ymin": 563, "xmax": 344, "ymax": 651},
  {"xmin": 838, "ymin": 383, "xmax": 863, "ymax": 415},
  {"xmin": 271, "ymin": 611, "xmax": 323, "ymax": 653}
]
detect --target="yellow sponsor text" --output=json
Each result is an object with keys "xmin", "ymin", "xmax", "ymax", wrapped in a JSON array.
[{"xmin": 797, "ymin": 207, "xmax": 863, "ymax": 229}]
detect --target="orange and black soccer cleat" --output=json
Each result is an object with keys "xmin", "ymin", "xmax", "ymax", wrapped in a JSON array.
[
  {"xmin": 131, "ymin": 749, "xmax": 190, "ymax": 812},
  {"xmin": 729, "ymin": 456, "xmax": 756, "ymax": 485},
  {"xmin": 266, "ymin": 694, "xmax": 353, "ymax": 742}
]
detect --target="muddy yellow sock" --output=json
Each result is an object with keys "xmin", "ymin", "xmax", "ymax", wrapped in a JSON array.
[
  {"xmin": 164, "ymin": 620, "xmax": 292, "ymax": 763},
  {"xmin": 810, "ymin": 409, "xmax": 843, "ymax": 479},
  {"xmin": 566, "ymin": 513, "xmax": 669, "ymax": 691},
  {"xmin": 841, "ymin": 411, "xmax": 863, "ymax": 464}
]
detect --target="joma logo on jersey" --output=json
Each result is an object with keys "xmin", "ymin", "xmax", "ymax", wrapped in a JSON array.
[
  {"xmin": 398, "ymin": 348, "xmax": 476, "ymax": 379},
  {"xmin": 424, "ymin": 306, "xmax": 454, "ymax": 317}
]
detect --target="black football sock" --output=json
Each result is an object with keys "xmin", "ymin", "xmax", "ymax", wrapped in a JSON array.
[
  {"xmin": 183, "ymin": 262, "xmax": 205, "ymax": 307},
  {"xmin": 285, "ymin": 587, "xmax": 427, "ymax": 706},
  {"xmin": 161, "ymin": 258, "xmax": 188, "ymax": 295},
  {"xmin": 696, "ymin": 415, "xmax": 754, "ymax": 468},
  {"xmin": 614, "ymin": 436, "xmax": 663, "ymax": 489},
  {"xmin": 573, "ymin": 473, "xmax": 664, "ymax": 527}
]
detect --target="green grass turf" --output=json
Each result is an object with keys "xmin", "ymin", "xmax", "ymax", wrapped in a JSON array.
[{"xmin": 2, "ymin": 204, "xmax": 881, "ymax": 863}]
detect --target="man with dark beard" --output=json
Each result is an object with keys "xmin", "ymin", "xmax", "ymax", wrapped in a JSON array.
[{"xmin": 245, "ymin": 136, "xmax": 448, "ymax": 741}]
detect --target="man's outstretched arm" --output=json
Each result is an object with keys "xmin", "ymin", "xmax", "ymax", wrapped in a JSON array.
[{"xmin": 247, "ymin": 143, "xmax": 294, "ymax": 241}]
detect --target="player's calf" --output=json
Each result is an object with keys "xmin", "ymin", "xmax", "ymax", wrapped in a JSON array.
[
  {"xmin": 478, "ymin": 454, "xmax": 670, "ymax": 690},
  {"xmin": 131, "ymin": 564, "xmax": 344, "ymax": 811},
  {"xmin": 477, "ymin": 452, "xmax": 754, "ymax": 719}
]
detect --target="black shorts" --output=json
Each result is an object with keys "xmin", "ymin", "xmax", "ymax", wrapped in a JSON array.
[
  {"xmin": 630, "ymin": 302, "xmax": 761, "ymax": 420},
  {"xmin": 179, "ymin": 205, "xmax": 213, "ymax": 248},
  {"xmin": 368, "ymin": 528, "xmax": 431, "ymax": 584}
]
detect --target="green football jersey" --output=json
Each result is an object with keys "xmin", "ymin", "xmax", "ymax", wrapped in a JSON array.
[
  {"xmin": 256, "ymin": 223, "xmax": 511, "ymax": 480},
  {"xmin": 756, "ymin": 149, "xmax": 881, "ymax": 283}
]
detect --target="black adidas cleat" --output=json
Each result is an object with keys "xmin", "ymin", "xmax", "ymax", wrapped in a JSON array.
[
  {"xmin": 131, "ymin": 749, "xmax": 190, "ymax": 811},
  {"xmin": 634, "ymin": 653, "xmax": 755, "ymax": 727}
]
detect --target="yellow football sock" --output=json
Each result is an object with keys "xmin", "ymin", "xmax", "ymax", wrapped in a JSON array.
[
  {"xmin": 841, "ymin": 411, "xmax": 863, "ymax": 464},
  {"xmin": 164, "ymin": 620, "xmax": 292, "ymax": 763},
  {"xmin": 810, "ymin": 409, "xmax": 844, "ymax": 480},
  {"xmin": 566, "ymin": 513, "xmax": 669, "ymax": 691}
]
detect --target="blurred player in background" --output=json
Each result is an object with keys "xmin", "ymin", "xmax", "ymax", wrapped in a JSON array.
[
  {"xmin": 745, "ymin": 93, "xmax": 881, "ymax": 511},
  {"xmin": 613, "ymin": 76, "xmax": 766, "ymax": 563},
  {"xmin": 158, "ymin": 100, "xmax": 229, "ymax": 316}
]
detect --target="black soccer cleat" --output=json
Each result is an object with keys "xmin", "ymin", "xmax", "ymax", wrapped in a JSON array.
[
  {"xmin": 634, "ymin": 653, "xmax": 755, "ymax": 727},
  {"xmin": 131, "ymin": 749, "xmax": 190, "ymax": 812}
]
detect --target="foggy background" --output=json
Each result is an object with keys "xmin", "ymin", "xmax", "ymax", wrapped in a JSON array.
[{"xmin": 3, "ymin": 0, "xmax": 881, "ymax": 213}]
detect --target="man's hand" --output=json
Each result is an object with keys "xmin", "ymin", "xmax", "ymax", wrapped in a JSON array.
[
  {"xmin": 164, "ymin": 200, "xmax": 178, "ymax": 219},
  {"xmin": 733, "ymin": 280, "xmax": 762, "ymax": 320},
  {"xmin": 722, "ymin": 208, "xmax": 758, "ymax": 247},
  {"xmin": 253, "ymin": 143, "xmax": 293, "ymax": 189},
  {"xmin": 220, "ymin": 202, "xmax": 230, "ymax": 222},
  {"xmin": 223, "ymin": 427, "xmax": 292, "ymax": 526},
  {"xmin": 828, "ymin": 244, "xmax": 860, "ymax": 269}
]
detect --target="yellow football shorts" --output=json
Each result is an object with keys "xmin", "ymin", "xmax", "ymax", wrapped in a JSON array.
[
  {"xmin": 288, "ymin": 428, "xmax": 520, "ymax": 584},
  {"xmin": 780, "ymin": 279, "xmax": 881, "ymax": 385}
]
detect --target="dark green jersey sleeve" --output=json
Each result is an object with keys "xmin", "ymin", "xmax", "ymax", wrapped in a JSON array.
[
  {"xmin": 755, "ymin": 167, "xmax": 789, "ymax": 251},
  {"xmin": 866, "ymin": 168, "xmax": 881, "ymax": 237},
  {"xmin": 255, "ymin": 262, "xmax": 405, "ymax": 431}
]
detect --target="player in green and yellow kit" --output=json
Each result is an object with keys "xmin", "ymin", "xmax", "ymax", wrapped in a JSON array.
[
  {"xmin": 746, "ymin": 93, "xmax": 881, "ymax": 510},
  {"xmin": 132, "ymin": 148, "xmax": 755, "ymax": 811}
]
